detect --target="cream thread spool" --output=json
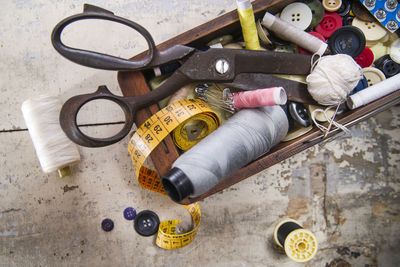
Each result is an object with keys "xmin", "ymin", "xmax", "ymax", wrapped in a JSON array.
[
  {"xmin": 261, "ymin": 12, "xmax": 327, "ymax": 56},
  {"xmin": 347, "ymin": 73, "xmax": 400, "ymax": 109},
  {"xmin": 21, "ymin": 95, "xmax": 80, "ymax": 177},
  {"xmin": 273, "ymin": 218, "xmax": 318, "ymax": 262}
]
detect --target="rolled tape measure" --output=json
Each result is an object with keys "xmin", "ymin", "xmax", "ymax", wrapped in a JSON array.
[{"xmin": 128, "ymin": 99, "xmax": 220, "ymax": 249}]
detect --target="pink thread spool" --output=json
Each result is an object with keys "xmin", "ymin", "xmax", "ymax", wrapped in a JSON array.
[{"xmin": 233, "ymin": 87, "xmax": 287, "ymax": 108}]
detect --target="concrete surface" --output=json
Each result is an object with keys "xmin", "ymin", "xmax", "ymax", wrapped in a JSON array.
[{"xmin": 1, "ymin": 0, "xmax": 399, "ymax": 266}]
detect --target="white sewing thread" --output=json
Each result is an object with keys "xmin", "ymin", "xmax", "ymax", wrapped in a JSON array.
[
  {"xmin": 311, "ymin": 105, "xmax": 352, "ymax": 137},
  {"xmin": 21, "ymin": 95, "xmax": 80, "ymax": 173},
  {"xmin": 347, "ymin": 73, "xmax": 400, "ymax": 109},
  {"xmin": 306, "ymin": 54, "xmax": 362, "ymax": 106},
  {"xmin": 261, "ymin": 12, "xmax": 328, "ymax": 55}
]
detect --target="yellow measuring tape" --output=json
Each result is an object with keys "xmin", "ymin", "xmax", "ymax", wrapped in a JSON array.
[{"xmin": 128, "ymin": 99, "xmax": 220, "ymax": 249}]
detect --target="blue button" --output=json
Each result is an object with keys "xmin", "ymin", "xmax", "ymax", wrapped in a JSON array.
[
  {"xmin": 123, "ymin": 207, "xmax": 137, "ymax": 220},
  {"xmin": 101, "ymin": 218, "xmax": 114, "ymax": 232},
  {"xmin": 350, "ymin": 75, "xmax": 368, "ymax": 95}
]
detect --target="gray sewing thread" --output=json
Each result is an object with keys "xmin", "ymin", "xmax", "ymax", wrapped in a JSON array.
[{"xmin": 172, "ymin": 105, "xmax": 288, "ymax": 197}]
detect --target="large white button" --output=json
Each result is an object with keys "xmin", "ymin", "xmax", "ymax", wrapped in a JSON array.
[
  {"xmin": 352, "ymin": 17, "xmax": 388, "ymax": 41},
  {"xmin": 390, "ymin": 38, "xmax": 400, "ymax": 64},
  {"xmin": 361, "ymin": 67, "xmax": 386, "ymax": 86},
  {"xmin": 280, "ymin": 2, "xmax": 313, "ymax": 30}
]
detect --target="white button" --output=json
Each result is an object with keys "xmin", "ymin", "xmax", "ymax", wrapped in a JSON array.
[
  {"xmin": 390, "ymin": 38, "xmax": 400, "ymax": 64},
  {"xmin": 322, "ymin": 0, "xmax": 342, "ymax": 12},
  {"xmin": 361, "ymin": 67, "xmax": 386, "ymax": 86},
  {"xmin": 352, "ymin": 17, "xmax": 388, "ymax": 41},
  {"xmin": 280, "ymin": 2, "xmax": 313, "ymax": 30},
  {"xmin": 369, "ymin": 42, "xmax": 390, "ymax": 63}
]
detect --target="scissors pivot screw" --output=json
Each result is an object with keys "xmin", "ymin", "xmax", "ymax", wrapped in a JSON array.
[{"xmin": 215, "ymin": 59, "xmax": 230, "ymax": 74}]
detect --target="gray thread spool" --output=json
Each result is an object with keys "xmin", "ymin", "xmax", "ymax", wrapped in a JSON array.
[{"xmin": 162, "ymin": 105, "xmax": 289, "ymax": 202}]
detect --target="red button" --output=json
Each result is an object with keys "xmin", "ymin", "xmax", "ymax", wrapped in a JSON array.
[
  {"xmin": 297, "ymin": 31, "xmax": 326, "ymax": 54},
  {"xmin": 315, "ymin": 12, "xmax": 342, "ymax": 38},
  {"xmin": 355, "ymin": 47, "xmax": 374, "ymax": 68}
]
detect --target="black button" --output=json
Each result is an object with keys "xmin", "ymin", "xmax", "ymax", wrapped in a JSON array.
[
  {"xmin": 375, "ymin": 55, "xmax": 400, "ymax": 78},
  {"xmin": 337, "ymin": 0, "xmax": 352, "ymax": 17},
  {"xmin": 328, "ymin": 26, "xmax": 366, "ymax": 58},
  {"xmin": 288, "ymin": 102, "xmax": 311, "ymax": 127},
  {"xmin": 101, "ymin": 218, "xmax": 114, "ymax": 232},
  {"xmin": 342, "ymin": 15, "xmax": 354, "ymax": 26},
  {"xmin": 134, "ymin": 210, "xmax": 160, "ymax": 236}
]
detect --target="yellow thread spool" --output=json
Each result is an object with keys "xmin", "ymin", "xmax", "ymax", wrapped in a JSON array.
[
  {"xmin": 273, "ymin": 218, "xmax": 318, "ymax": 262},
  {"xmin": 237, "ymin": 0, "xmax": 261, "ymax": 50}
]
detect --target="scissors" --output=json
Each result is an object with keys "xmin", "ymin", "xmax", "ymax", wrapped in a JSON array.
[{"xmin": 52, "ymin": 4, "xmax": 315, "ymax": 147}]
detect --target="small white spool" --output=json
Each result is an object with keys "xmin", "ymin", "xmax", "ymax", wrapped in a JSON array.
[
  {"xmin": 347, "ymin": 73, "xmax": 400, "ymax": 109},
  {"xmin": 261, "ymin": 12, "xmax": 327, "ymax": 55},
  {"xmin": 21, "ymin": 95, "xmax": 80, "ymax": 176}
]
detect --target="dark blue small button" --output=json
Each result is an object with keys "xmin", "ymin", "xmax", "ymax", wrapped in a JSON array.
[
  {"xmin": 101, "ymin": 218, "xmax": 114, "ymax": 232},
  {"xmin": 350, "ymin": 75, "xmax": 368, "ymax": 95},
  {"xmin": 123, "ymin": 207, "xmax": 137, "ymax": 220},
  {"xmin": 375, "ymin": 55, "xmax": 400, "ymax": 78}
]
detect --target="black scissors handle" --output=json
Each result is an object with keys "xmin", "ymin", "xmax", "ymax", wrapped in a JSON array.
[
  {"xmin": 60, "ymin": 72, "xmax": 192, "ymax": 147},
  {"xmin": 52, "ymin": 4, "xmax": 194, "ymax": 71},
  {"xmin": 51, "ymin": 4, "xmax": 156, "ymax": 71}
]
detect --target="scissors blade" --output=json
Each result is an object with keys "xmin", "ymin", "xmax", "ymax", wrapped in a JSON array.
[
  {"xmin": 149, "ymin": 45, "xmax": 195, "ymax": 68},
  {"xmin": 233, "ymin": 49, "xmax": 312, "ymax": 75},
  {"xmin": 223, "ymin": 73, "xmax": 317, "ymax": 105}
]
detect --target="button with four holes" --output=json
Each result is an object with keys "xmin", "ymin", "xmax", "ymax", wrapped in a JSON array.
[
  {"xmin": 375, "ymin": 54, "xmax": 400, "ymax": 78},
  {"xmin": 322, "ymin": 0, "xmax": 342, "ymax": 12},
  {"xmin": 134, "ymin": 210, "xmax": 160, "ymax": 236},
  {"xmin": 304, "ymin": 0, "xmax": 325, "ymax": 29},
  {"xmin": 352, "ymin": 17, "xmax": 387, "ymax": 42},
  {"xmin": 328, "ymin": 25, "xmax": 366, "ymax": 57},
  {"xmin": 315, "ymin": 12, "xmax": 343, "ymax": 38},
  {"xmin": 280, "ymin": 2, "xmax": 313, "ymax": 30},
  {"xmin": 101, "ymin": 218, "xmax": 114, "ymax": 232},
  {"xmin": 123, "ymin": 207, "xmax": 137, "ymax": 220},
  {"xmin": 355, "ymin": 46, "xmax": 374, "ymax": 67},
  {"xmin": 361, "ymin": 67, "xmax": 386, "ymax": 86}
]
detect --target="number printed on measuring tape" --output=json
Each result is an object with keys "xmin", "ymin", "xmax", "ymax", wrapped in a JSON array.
[{"xmin": 127, "ymin": 99, "xmax": 220, "ymax": 250}]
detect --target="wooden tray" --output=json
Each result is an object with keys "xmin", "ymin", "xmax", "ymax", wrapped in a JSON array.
[{"xmin": 117, "ymin": 0, "xmax": 400, "ymax": 204}]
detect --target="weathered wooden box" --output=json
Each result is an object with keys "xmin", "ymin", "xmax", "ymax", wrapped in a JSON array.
[{"xmin": 117, "ymin": 0, "xmax": 400, "ymax": 204}]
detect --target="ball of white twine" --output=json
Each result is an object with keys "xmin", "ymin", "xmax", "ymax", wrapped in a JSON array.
[{"xmin": 306, "ymin": 54, "xmax": 362, "ymax": 106}]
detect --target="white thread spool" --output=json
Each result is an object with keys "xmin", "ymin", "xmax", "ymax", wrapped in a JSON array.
[
  {"xmin": 261, "ymin": 12, "xmax": 327, "ymax": 55},
  {"xmin": 21, "ymin": 95, "xmax": 80, "ymax": 177},
  {"xmin": 161, "ymin": 105, "xmax": 288, "ymax": 202},
  {"xmin": 306, "ymin": 55, "xmax": 363, "ymax": 106},
  {"xmin": 347, "ymin": 73, "xmax": 400, "ymax": 109}
]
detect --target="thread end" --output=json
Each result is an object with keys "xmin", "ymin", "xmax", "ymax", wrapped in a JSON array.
[{"xmin": 58, "ymin": 166, "xmax": 71, "ymax": 178}]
